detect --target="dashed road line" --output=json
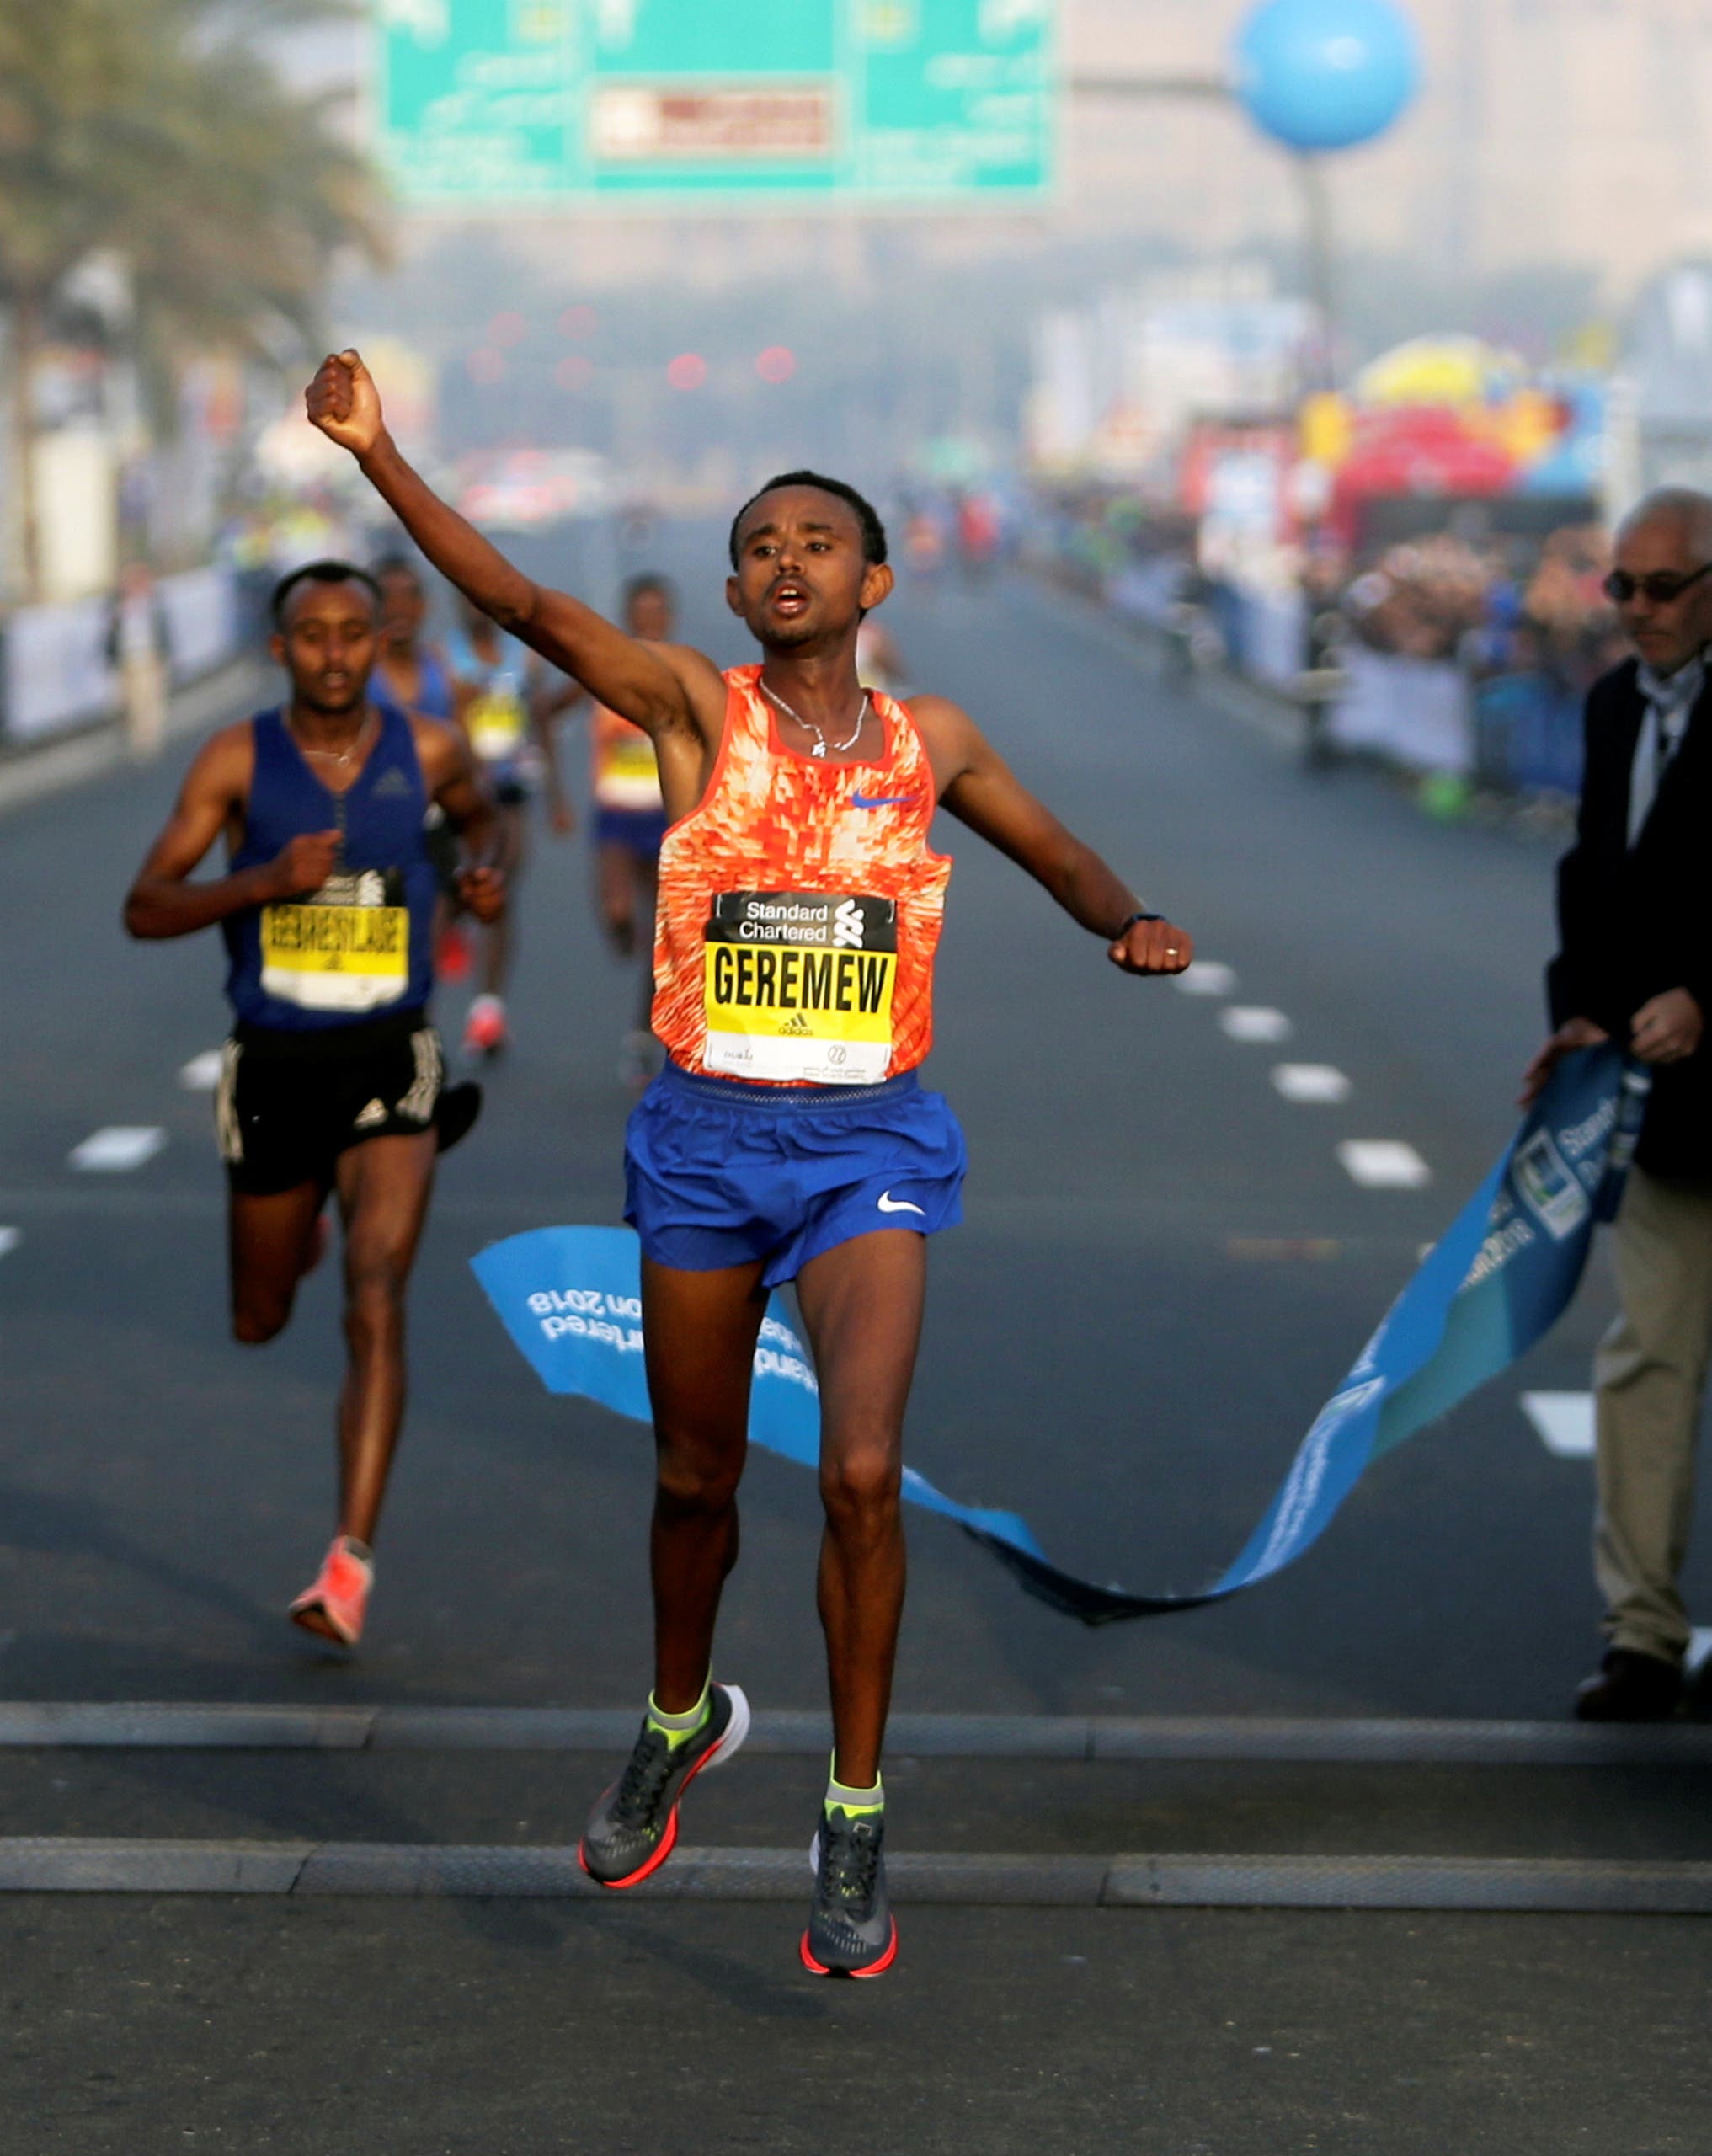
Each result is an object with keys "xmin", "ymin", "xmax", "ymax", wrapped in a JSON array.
[
  {"xmin": 1272, "ymin": 1064, "xmax": 1352, "ymax": 1104},
  {"xmin": 0, "ymin": 1227, "xmax": 18, "ymax": 1260},
  {"xmin": 67, "ymin": 1127, "xmax": 168, "ymax": 1173},
  {"xmin": 1173, "ymin": 960, "xmax": 1236, "ymax": 998},
  {"xmin": 178, "ymin": 1051, "xmax": 224, "ymax": 1091},
  {"xmin": 1337, "ymin": 1140, "xmax": 1432, "ymax": 1190},
  {"xmin": 1522, "ymin": 1390, "xmax": 1595, "ymax": 1460},
  {"xmin": 1220, "ymin": 1006, "xmax": 1293, "ymax": 1043}
]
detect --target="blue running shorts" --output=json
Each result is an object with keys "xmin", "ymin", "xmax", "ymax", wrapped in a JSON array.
[
  {"xmin": 624, "ymin": 1062, "xmax": 967, "ymax": 1288},
  {"xmin": 595, "ymin": 803, "xmax": 669, "ymax": 857}
]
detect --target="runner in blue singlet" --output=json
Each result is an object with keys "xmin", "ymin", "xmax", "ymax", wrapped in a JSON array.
[
  {"xmin": 123, "ymin": 559, "xmax": 505, "ymax": 1649},
  {"xmin": 371, "ymin": 554, "xmax": 455, "ymax": 723}
]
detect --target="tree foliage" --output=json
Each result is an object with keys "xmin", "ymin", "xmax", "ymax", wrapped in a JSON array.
[{"xmin": 0, "ymin": 0, "xmax": 387, "ymax": 594}]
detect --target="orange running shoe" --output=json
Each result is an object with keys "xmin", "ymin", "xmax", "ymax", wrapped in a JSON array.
[
  {"xmin": 289, "ymin": 1536, "xmax": 373, "ymax": 1646},
  {"xmin": 462, "ymin": 993, "xmax": 508, "ymax": 1058}
]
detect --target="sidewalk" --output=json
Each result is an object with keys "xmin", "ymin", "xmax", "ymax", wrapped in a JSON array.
[{"xmin": 0, "ymin": 658, "xmax": 267, "ymax": 820}]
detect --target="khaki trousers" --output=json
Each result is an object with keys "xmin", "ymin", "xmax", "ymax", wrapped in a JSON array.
[{"xmin": 1593, "ymin": 1166, "xmax": 1712, "ymax": 1663}]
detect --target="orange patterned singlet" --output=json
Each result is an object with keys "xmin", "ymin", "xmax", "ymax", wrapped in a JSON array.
[{"xmin": 653, "ymin": 666, "xmax": 952, "ymax": 1086}]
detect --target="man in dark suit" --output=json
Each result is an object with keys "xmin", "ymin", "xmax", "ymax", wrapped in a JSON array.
[{"xmin": 1523, "ymin": 487, "xmax": 1712, "ymax": 1720}]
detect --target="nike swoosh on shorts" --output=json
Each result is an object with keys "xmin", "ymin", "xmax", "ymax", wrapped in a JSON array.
[
  {"xmin": 851, "ymin": 793, "xmax": 919, "ymax": 810},
  {"xmin": 877, "ymin": 1190, "xmax": 925, "ymax": 1215}
]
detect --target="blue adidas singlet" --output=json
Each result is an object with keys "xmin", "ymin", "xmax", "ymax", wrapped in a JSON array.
[
  {"xmin": 370, "ymin": 647, "xmax": 454, "ymax": 725},
  {"xmin": 222, "ymin": 706, "xmax": 438, "ymax": 1031}
]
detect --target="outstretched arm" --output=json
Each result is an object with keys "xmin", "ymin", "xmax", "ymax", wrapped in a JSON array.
[
  {"xmin": 304, "ymin": 350, "xmax": 723, "ymax": 744},
  {"xmin": 123, "ymin": 728, "xmax": 337, "ymax": 940},
  {"xmin": 914, "ymin": 696, "xmax": 1192, "ymax": 976}
]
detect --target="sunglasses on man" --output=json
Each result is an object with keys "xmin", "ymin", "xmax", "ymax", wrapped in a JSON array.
[{"xmin": 1602, "ymin": 562, "xmax": 1712, "ymax": 606}]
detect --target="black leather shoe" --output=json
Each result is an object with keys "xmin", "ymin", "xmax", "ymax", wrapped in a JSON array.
[{"xmin": 1574, "ymin": 1647, "xmax": 1682, "ymax": 1722}]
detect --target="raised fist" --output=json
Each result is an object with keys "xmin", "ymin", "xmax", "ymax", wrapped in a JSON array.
[{"xmin": 306, "ymin": 349, "xmax": 384, "ymax": 458}]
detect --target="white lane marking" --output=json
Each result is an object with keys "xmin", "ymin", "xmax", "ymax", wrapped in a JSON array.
[
  {"xmin": 68, "ymin": 1127, "xmax": 168, "ymax": 1173},
  {"xmin": 1174, "ymin": 961, "xmax": 1236, "ymax": 998},
  {"xmin": 1221, "ymin": 1006, "xmax": 1293, "ymax": 1043},
  {"xmin": 1521, "ymin": 1391, "xmax": 1595, "ymax": 1458},
  {"xmin": 1272, "ymin": 1064, "xmax": 1352, "ymax": 1104},
  {"xmin": 1689, "ymin": 1629, "xmax": 1712, "ymax": 1676},
  {"xmin": 0, "ymin": 1227, "xmax": 18, "ymax": 1259},
  {"xmin": 179, "ymin": 1051, "xmax": 224, "ymax": 1091},
  {"xmin": 1337, "ymin": 1139, "xmax": 1432, "ymax": 1189}
]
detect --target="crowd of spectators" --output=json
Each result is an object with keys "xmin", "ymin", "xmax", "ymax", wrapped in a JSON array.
[
  {"xmin": 1029, "ymin": 485, "xmax": 1624, "ymax": 798},
  {"xmin": 1341, "ymin": 525, "xmax": 1625, "ymax": 698}
]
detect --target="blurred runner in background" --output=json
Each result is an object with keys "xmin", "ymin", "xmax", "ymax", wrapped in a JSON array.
[
  {"xmin": 541, "ymin": 573, "xmax": 673, "ymax": 1090},
  {"xmin": 855, "ymin": 614, "xmax": 907, "ymax": 702},
  {"xmin": 447, "ymin": 597, "xmax": 542, "ymax": 1057},
  {"xmin": 123, "ymin": 559, "xmax": 502, "ymax": 1646},
  {"xmin": 370, "ymin": 554, "xmax": 471, "ymax": 984},
  {"xmin": 371, "ymin": 554, "xmax": 456, "ymax": 724}
]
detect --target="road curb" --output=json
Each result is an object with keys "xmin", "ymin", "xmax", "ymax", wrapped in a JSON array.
[
  {"xmin": 3, "ymin": 1838, "xmax": 1711, "ymax": 1911},
  {"xmin": 3, "ymin": 1704, "xmax": 1711, "ymax": 1765}
]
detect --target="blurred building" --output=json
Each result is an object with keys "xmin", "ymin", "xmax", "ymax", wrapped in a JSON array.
[{"xmin": 1067, "ymin": 0, "xmax": 1712, "ymax": 306}]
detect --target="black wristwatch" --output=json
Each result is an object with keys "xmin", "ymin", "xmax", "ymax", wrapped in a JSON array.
[{"xmin": 1115, "ymin": 910, "xmax": 1162, "ymax": 936}]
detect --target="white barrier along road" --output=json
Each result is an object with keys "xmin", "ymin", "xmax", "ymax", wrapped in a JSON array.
[{"xmin": 3, "ymin": 566, "xmax": 241, "ymax": 746}]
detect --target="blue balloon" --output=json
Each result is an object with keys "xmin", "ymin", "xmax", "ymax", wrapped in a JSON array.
[{"xmin": 1235, "ymin": 0, "xmax": 1421, "ymax": 153}]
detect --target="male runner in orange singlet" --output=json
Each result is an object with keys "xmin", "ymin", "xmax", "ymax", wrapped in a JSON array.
[{"xmin": 307, "ymin": 349, "xmax": 1192, "ymax": 1977}]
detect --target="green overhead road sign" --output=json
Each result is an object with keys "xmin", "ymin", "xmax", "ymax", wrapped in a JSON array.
[{"xmin": 376, "ymin": 0, "xmax": 1055, "ymax": 206}]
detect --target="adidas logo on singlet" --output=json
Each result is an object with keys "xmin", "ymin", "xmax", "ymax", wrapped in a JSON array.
[
  {"xmin": 371, "ymin": 766, "xmax": 413, "ymax": 799},
  {"xmin": 780, "ymin": 1011, "xmax": 813, "ymax": 1036}
]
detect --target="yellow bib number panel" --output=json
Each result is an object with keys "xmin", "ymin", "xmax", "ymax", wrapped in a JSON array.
[
  {"xmin": 467, "ymin": 682, "xmax": 526, "ymax": 765},
  {"xmin": 261, "ymin": 869, "xmax": 410, "ymax": 1014},
  {"xmin": 703, "ymin": 890, "xmax": 896, "ymax": 1085},
  {"xmin": 596, "ymin": 728, "xmax": 663, "ymax": 808}
]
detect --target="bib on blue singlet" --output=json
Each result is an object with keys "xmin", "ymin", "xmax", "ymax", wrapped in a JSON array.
[{"xmin": 260, "ymin": 867, "xmax": 411, "ymax": 1014}]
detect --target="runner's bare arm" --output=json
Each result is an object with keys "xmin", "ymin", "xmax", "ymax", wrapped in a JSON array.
[
  {"xmin": 305, "ymin": 350, "xmax": 725, "ymax": 745},
  {"xmin": 122, "ymin": 728, "xmax": 338, "ymax": 940},
  {"xmin": 912, "ymin": 696, "xmax": 1193, "ymax": 977},
  {"xmin": 413, "ymin": 717, "xmax": 506, "ymax": 924}
]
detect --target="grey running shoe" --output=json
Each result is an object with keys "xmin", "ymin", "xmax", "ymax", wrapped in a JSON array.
[
  {"xmin": 800, "ymin": 1805, "xmax": 898, "ymax": 1977},
  {"xmin": 579, "ymin": 1683, "xmax": 749, "ymax": 1888}
]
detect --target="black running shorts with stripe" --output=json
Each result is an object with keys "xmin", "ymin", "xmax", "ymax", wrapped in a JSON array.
[{"xmin": 216, "ymin": 1011, "xmax": 444, "ymax": 1196}]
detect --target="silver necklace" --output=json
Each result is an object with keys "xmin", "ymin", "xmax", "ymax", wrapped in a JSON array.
[
  {"xmin": 289, "ymin": 707, "xmax": 375, "ymax": 767},
  {"xmin": 760, "ymin": 680, "xmax": 869, "ymax": 759}
]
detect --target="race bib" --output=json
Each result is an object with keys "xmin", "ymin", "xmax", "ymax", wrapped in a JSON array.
[
  {"xmin": 703, "ymin": 890, "xmax": 895, "ymax": 1085},
  {"xmin": 467, "ymin": 680, "xmax": 526, "ymax": 765},
  {"xmin": 261, "ymin": 868, "xmax": 410, "ymax": 1013},
  {"xmin": 595, "ymin": 727, "xmax": 664, "ymax": 809}
]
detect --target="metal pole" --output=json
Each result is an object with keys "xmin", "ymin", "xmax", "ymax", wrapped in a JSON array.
[{"xmin": 1292, "ymin": 151, "xmax": 1338, "ymax": 388}]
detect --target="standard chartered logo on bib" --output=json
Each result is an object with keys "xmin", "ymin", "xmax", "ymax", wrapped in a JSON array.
[{"xmin": 702, "ymin": 889, "xmax": 897, "ymax": 1084}]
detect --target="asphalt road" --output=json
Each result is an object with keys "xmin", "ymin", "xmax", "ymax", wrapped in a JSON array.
[{"xmin": 3, "ymin": 532, "xmax": 1708, "ymax": 2149}]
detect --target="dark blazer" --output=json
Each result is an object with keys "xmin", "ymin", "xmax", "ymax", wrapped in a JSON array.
[{"xmin": 1548, "ymin": 655, "xmax": 1712, "ymax": 1177}]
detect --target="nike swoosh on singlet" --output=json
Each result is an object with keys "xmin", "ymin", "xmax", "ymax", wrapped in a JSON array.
[
  {"xmin": 851, "ymin": 792, "xmax": 920, "ymax": 810},
  {"xmin": 877, "ymin": 1190, "xmax": 925, "ymax": 1215}
]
